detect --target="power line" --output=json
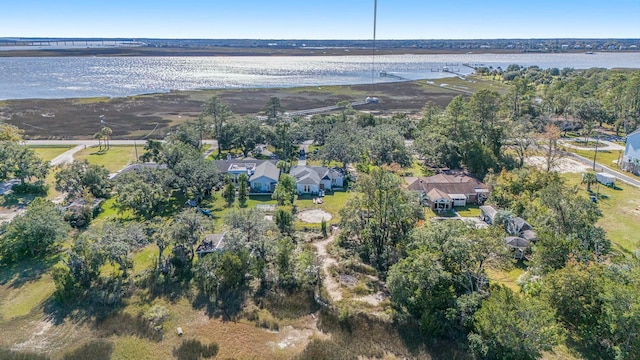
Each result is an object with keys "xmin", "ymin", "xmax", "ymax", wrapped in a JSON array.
[{"xmin": 371, "ymin": 0, "xmax": 377, "ymax": 94}]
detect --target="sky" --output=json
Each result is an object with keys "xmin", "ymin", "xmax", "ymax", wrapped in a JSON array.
[{"xmin": 1, "ymin": 0, "xmax": 639, "ymax": 40}]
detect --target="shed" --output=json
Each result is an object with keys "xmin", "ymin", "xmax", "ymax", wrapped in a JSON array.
[
  {"xmin": 596, "ymin": 172, "xmax": 615, "ymax": 186},
  {"xmin": 195, "ymin": 233, "xmax": 225, "ymax": 258},
  {"xmin": 479, "ymin": 205, "xmax": 498, "ymax": 224}
]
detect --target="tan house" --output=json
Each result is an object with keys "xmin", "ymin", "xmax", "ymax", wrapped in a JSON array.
[{"xmin": 405, "ymin": 174, "xmax": 490, "ymax": 211}]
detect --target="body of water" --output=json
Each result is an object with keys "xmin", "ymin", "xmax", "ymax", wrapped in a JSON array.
[{"xmin": 0, "ymin": 52, "xmax": 639, "ymax": 100}]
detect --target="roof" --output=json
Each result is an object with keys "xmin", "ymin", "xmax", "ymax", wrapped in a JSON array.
[
  {"xmin": 505, "ymin": 236, "xmax": 531, "ymax": 249},
  {"xmin": 290, "ymin": 165, "xmax": 343, "ymax": 185},
  {"xmin": 406, "ymin": 174, "xmax": 489, "ymax": 197},
  {"xmin": 507, "ymin": 217, "xmax": 533, "ymax": 235},
  {"xmin": 520, "ymin": 229, "xmax": 537, "ymax": 241},
  {"xmin": 426, "ymin": 188, "xmax": 451, "ymax": 201},
  {"xmin": 213, "ymin": 159, "xmax": 277, "ymax": 174},
  {"xmin": 196, "ymin": 233, "xmax": 225, "ymax": 254},
  {"xmin": 109, "ymin": 162, "xmax": 167, "ymax": 180},
  {"xmin": 627, "ymin": 128, "xmax": 640, "ymax": 138},
  {"xmin": 290, "ymin": 165, "xmax": 321, "ymax": 185},
  {"xmin": 479, "ymin": 205, "xmax": 498, "ymax": 219},
  {"xmin": 250, "ymin": 161, "xmax": 280, "ymax": 182}
]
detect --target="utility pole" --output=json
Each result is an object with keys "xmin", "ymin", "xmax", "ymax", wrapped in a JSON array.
[
  {"xmin": 592, "ymin": 134, "xmax": 599, "ymax": 171},
  {"xmin": 371, "ymin": 0, "xmax": 377, "ymax": 95}
]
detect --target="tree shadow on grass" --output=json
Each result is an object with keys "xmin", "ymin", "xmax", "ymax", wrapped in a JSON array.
[
  {"xmin": 62, "ymin": 339, "xmax": 114, "ymax": 360},
  {"xmin": 0, "ymin": 192, "xmax": 36, "ymax": 208},
  {"xmin": 0, "ymin": 255, "xmax": 60, "ymax": 288},
  {"xmin": 192, "ymin": 287, "xmax": 246, "ymax": 321},
  {"xmin": 298, "ymin": 308, "xmax": 470, "ymax": 360}
]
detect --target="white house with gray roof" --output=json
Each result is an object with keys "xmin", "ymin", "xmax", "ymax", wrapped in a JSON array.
[
  {"xmin": 289, "ymin": 165, "xmax": 344, "ymax": 194},
  {"xmin": 622, "ymin": 129, "xmax": 640, "ymax": 174},
  {"xmin": 249, "ymin": 161, "xmax": 280, "ymax": 193}
]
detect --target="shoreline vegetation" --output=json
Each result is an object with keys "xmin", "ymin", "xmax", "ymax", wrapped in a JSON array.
[{"xmin": 2, "ymin": 77, "xmax": 509, "ymax": 139}]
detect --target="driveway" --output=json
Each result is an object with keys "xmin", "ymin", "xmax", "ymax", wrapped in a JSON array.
[{"xmin": 298, "ymin": 140, "xmax": 313, "ymax": 166}]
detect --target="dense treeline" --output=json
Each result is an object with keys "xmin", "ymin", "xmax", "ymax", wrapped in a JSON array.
[{"xmin": 3, "ymin": 67, "xmax": 640, "ymax": 359}]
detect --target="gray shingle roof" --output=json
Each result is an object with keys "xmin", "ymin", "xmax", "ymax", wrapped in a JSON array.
[{"xmin": 250, "ymin": 161, "xmax": 280, "ymax": 182}]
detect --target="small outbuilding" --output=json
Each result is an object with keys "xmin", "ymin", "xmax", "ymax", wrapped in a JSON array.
[
  {"xmin": 505, "ymin": 236, "xmax": 531, "ymax": 259},
  {"xmin": 596, "ymin": 172, "xmax": 615, "ymax": 187},
  {"xmin": 479, "ymin": 205, "xmax": 498, "ymax": 224},
  {"xmin": 195, "ymin": 233, "xmax": 226, "ymax": 258}
]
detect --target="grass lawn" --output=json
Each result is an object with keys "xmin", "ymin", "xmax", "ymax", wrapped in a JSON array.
[
  {"xmin": 402, "ymin": 160, "xmax": 428, "ymax": 177},
  {"xmin": 566, "ymin": 147, "xmax": 623, "ymax": 169},
  {"xmin": 486, "ymin": 264, "xmax": 524, "ymax": 293},
  {"xmin": 73, "ymin": 145, "xmax": 138, "ymax": 173},
  {"xmin": 566, "ymin": 140, "xmax": 600, "ymax": 148},
  {"xmin": 562, "ymin": 172, "xmax": 640, "ymax": 252},
  {"xmin": 133, "ymin": 244, "xmax": 159, "ymax": 273},
  {"xmin": 0, "ymin": 274, "xmax": 55, "ymax": 320},
  {"xmin": 296, "ymin": 190, "xmax": 351, "ymax": 224},
  {"xmin": 204, "ymin": 189, "xmax": 350, "ymax": 228},
  {"xmin": 422, "ymin": 76, "xmax": 510, "ymax": 95},
  {"xmin": 30, "ymin": 146, "xmax": 74, "ymax": 162},
  {"xmin": 455, "ymin": 205, "xmax": 482, "ymax": 217}
]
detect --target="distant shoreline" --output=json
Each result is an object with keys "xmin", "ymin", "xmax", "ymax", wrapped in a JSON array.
[{"xmin": 0, "ymin": 46, "xmax": 636, "ymax": 57}]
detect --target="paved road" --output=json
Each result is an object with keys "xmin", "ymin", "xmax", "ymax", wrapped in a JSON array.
[
  {"xmin": 24, "ymin": 139, "xmax": 218, "ymax": 147},
  {"xmin": 1, "ymin": 139, "xmax": 219, "ymax": 195},
  {"xmin": 559, "ymin": 138, "xmax": 624, "ymax": 151},
  {"xmin": 567, "ymin": 152, "xmax": 640, "ymax": 189}
]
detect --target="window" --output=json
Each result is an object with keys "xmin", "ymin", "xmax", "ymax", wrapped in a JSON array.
[{"xmin": 304, "ymin": 185, "xmax": 311, "ymax": 193}]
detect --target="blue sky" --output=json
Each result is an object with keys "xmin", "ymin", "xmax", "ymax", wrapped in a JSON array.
[{"xmin": 1, "ymin": 0, "xmax": 639, "ymax": 39}]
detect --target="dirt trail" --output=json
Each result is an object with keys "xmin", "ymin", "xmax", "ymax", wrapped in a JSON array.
[
  {"xmin": 313, "ymin": 234, "xmax": 386, "ymax": 306},
  {"xmin": 313, "ymin": 235, "xmax": 343, "ymax": 302}
]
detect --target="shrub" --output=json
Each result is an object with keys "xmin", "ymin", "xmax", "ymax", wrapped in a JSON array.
[
  {"xmin": 11, "ymin": 182, "xmax": 48, "ymax": 195},
  {"xmin": 0, "ymin": 348, "xmax": 48, "ymax": 360},
  {"xmin": 63, "ymin": 340, "xmax": 113, "ymax": 360},
  {"xmin": 173, "ymin": 339, "xmax": 219, "ymax": 360}
]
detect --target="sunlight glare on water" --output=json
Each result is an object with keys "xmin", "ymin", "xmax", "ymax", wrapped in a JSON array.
[{"xmin": 0, "ymin": 53, "xmax": 638, "ymax": 99}]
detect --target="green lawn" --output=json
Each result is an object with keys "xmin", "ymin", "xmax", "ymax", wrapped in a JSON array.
[
  {"xmin": 133, "ymin": 244, "xmax": 159, "ymax": 273},
  {"xmin": 202, "ymin": 189, "xmax": 350, "ymax": 229},
  {"xmin": 0, "ymin": 274, "xmax": 55, "ymax": 320},
  {"xmin": 402, "ymin": 160, "xmax": 430, "ymax": 177},
  {"xmin": 73, "ymin": 145, "xmax": 138, "ymax": 173},
  {"xmin": 566, "ymin": 147, "xmax": 623, "ymax": 169},
  {"xmin": 563, "ymin": 172, "xmax": 640, "ymax": 252},
  {"xmin": 421, "ymin": 76, "xmax": 510, "ymax": 95},
  {"xmin": 30, "ymin": 146, "xmax": 73, "ymax": 162},
  {"xmin": 456, "ymin": 205, "xmax": 482, "ymax": 217},
  {"xmin": 296, "ymin": 190, "xmax": 351, "ymax": 224},
  {"xmin": 486, "ymin": 265, "xmax": 524, "ymax": 293}
]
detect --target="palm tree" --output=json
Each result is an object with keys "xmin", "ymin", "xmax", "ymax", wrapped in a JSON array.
[
  {"xmin": 93, "ymin": 132, "xmax": 104, "ymax": 151},
  {"xmin": 101, "ymin": 126, "xmax": 112, "ymax": 150},
  {"xmin": 582, "ymin": 172, "xmax": 597, "ymax": 192}
]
